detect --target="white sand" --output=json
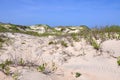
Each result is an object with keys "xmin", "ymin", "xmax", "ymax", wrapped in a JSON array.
[{"xmin": 0, "ymin": 33, "xmax": 120, "ymax": 80}]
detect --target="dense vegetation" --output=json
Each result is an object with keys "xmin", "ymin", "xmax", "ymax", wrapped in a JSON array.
[{"xmin": 0, "ymin": 23, "xmax": 120, "ymax": 38}]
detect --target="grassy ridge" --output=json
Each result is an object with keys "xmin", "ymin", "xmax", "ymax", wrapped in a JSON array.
[{"xmin": 0, "ymin": 23, "xmax": 120, "ymax": 38}]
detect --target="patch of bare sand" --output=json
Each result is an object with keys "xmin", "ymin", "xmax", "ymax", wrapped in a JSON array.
[{"xmin": 62, "ymin": 56, "xmax": 120, "ymax": 80}]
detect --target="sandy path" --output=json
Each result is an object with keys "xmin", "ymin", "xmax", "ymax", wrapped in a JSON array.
[{"xmin": 62, "ymin": 56, "xmax": 120, "ymax": 80}]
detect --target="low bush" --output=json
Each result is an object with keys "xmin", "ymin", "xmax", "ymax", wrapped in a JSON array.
[
  {"xmin": 37, "ymin": 63, "xmax": 46, "ymax": 72},
  {"xmin": 75, "ymin": 72, "xmax": 81, "ymax": 78},
  {"xmin": 48, "ymin": 41, "xmax": 54, "ymax": 45},
  {"xmin": 0, "ymin": 59, "xmax": 12, "ymax": 75},
  {"xmin": 71, "ymin": 33, "xmax": 79, "ymax": 41},
  {"xmin": 61, "ymin": 41, "xmax": 68, "ymax": 47},
  {"xmin": 117, "ymin": 57, "xmax": 120, "ymax": 66},
  {"xmin": 0, "ymin": 25, "xmax": 8, "ymax": 32},
  {"xmin": 90, "ymin": 39, "xmax": 100, "ymax": 50}
]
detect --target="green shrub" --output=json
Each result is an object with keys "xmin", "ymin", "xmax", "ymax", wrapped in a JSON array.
[
  {"xmin": 12, "ymin": 72, "xmax": 19, "ymax": 80},
  {"xmin": 0, "ymin": 38, "xmax": 5, "ymax": 42},
  {"xmin": 61, "ymin": 41, "xmax": 68, "ymax": 47},
  {"xmin": 75, "ymin": 72, "xmax": 81, "ymax": 78},
  {"xmin": 117, "ymin": 60, "xmax": 120, "ymax": 66},
  {"xmin": 0, "ymin": 36, "xmax": 10, "ymax": 48},
  {"xmin": 24, "ymin": 31, "xmax": 40, "ymax": 36},
  {"xmin": 0, "ymin": 59, "xmax": 12, "ymax": 75},
  {"xmin": 4, "ymin": 66, "xmax": 10, "ymax": 75},
  {"xmin": 90, "ymin": 39, "xmax": 100, "ymax": 50},
  {"xmin": 9, "ymin": 25, "xmax": 20, "ymax": 32},
  {"xmin": 37, "ymin": 64, "xmax": 46, "ymax": 72},
  {"xmin": 48, "ymin": 41, "xmax": 54, "ymax": 45},
  {"xmin": 117, "ymin": 57, "xmax": 120, "ymax": 66},
  {"xmin": 71, "ymin": 33, "xmax": 79, "ymax": 41},
  {"xmin": 0, "ymin": 25, "xmax": 8, "ymax": 32}
]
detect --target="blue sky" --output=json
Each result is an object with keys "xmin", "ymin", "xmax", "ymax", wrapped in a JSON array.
[{"xmin": 0, "ymin": 0, "xmax": 120, "ymax": 27}]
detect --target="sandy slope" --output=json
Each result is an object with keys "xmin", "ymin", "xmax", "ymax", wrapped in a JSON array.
[
  {"xmin": 63, "ymin": 56, "xmax": 120, "ymax": 80},
  {"xmin": 0, "ymin": 33, "xmax": 120, "ymax": 80}
]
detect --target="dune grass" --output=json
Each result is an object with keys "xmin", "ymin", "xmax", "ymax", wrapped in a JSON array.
[
  {"xmin": 0, "ymin": 23, "xmax": 120, "ymax": 39},
  {"xmin": 0, "ymin": 25, "xmax": 9, "ymax": 32}
]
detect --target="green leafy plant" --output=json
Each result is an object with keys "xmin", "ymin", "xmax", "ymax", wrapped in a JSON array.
[
  {"xmin": 48, "ymin": 41, "xmax": 54, "ymax": 45},
  {"xmin": 12, "ymin": 72, "xmax": 19, "ymax": 80},
  {"xmin": 75, "ymin": 72, "xmax": 81, "ymax": 78},
  {"xmin": 61, "ymin": 41, "xmax": 68, "ymax": 47},
  {"xmin": 0, "ymin": 59, "xmax": 12, "ymax": 75},
  {"xmin": 117, "ymin": 57, "xmax": 120, "ymax": 66},
  {"xmin": 37, "ymin": 62, "xmax": 57, "ymax": 74},
  {"xmin": 4, "ymin": 66, "xmax": 10, "ymax": 75},
  {"xmin": 0, "ymin": 63, "xmax": 6, "ymax": 69},
  {"xmin": 37, "ymin": 64, "xmax": 46, "ymax": 72}
]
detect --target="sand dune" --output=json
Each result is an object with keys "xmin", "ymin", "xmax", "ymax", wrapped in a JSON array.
[{"xmin": 0, "ymin": 33, "xmax": 120, "ymax": 80}]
